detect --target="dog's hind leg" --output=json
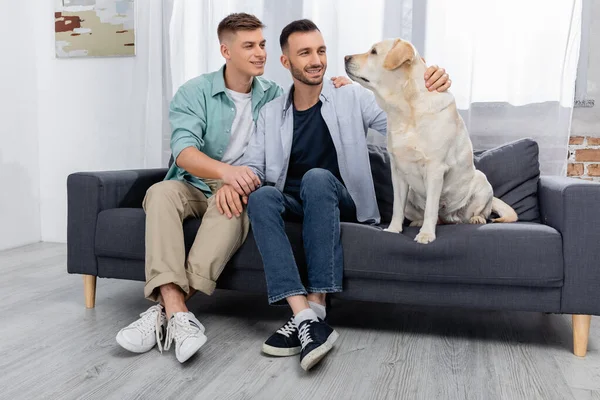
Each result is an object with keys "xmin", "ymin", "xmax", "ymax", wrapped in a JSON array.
[
  {"xmin": 406, "ymin": 201, "xmax": 425, "ymax": 226},
  {"xmin": 464, "ymin": 173, "xmax": 493, "ymax": 224},
  {"xmin": 466, "ymin": 195, "xmax": 492, "ymax": 224}
]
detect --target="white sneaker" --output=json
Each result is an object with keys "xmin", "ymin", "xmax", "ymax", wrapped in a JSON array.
[
  {"xmin": 164, "ymin": 312, "xmax": 207, "ymax": 363},
  {"xmin": 116, "ymin": 304, "xmax": 167, "ymax": 353}
]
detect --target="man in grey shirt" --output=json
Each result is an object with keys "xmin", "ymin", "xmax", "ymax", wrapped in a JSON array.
[{"xmin": 238, "ymin": 19, "xmax": 451, "ymax": 371}]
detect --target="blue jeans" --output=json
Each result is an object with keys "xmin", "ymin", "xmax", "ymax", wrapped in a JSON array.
[{"xmin": 247, "ymin": 168, "xmax": 357, "ymax": 304}]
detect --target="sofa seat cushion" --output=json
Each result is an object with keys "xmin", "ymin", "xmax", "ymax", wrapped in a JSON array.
[
  {"xmin": 95, "ymin": 208, "xmax": 304, "ymax": 270},
  {"xmin": 341, "ymin": 222, "xmax": 563, "ymax": 287},
  {"xmin": 96, "ymin": 208, "xmax": 563, "ymax": 288},
  {"xmin": 96, "ymin": 208, "xmax": 146, "ymax": 260}
]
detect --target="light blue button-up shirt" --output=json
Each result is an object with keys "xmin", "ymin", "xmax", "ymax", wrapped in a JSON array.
[{"xmin": 240, "ymin": 80, "xmax": 388, "ymax": 224}]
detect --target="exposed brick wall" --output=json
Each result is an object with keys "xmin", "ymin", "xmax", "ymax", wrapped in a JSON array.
[{"xmin": 568, "ymin": 136, "xmax": 600, "ymax": 181}]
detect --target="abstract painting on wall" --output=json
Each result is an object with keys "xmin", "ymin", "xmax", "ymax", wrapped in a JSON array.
[{"xmin": 55, "ymin": 0, "xmax": 135, "ymax": 58}]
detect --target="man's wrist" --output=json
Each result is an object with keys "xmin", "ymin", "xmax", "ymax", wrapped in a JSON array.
[{"xmin": 216, "ymin": 163, "xmax": 230, "ymax": 180}]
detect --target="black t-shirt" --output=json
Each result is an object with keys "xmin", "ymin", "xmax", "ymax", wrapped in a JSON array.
[{"xmin": 283, "ymin": 100, "xmax": 343, "ymax": 199}]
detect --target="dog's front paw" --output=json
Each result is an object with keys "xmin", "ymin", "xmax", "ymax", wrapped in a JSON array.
[
  {"xmin": 383, "ymin": 227, "xmax": 402, "ymax": 233},
  {"xmin": 384, "ymin": 225, "xmax": 403, "ymax": 234},
  {"xmin": 415, "ymin": 230, "xmax": 436, "ymax": 244}
]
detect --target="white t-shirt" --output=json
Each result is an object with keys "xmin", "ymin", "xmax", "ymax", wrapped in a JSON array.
[{"xmin": 220, "ymin": 89, "xmax": 254, "ymax": 165}]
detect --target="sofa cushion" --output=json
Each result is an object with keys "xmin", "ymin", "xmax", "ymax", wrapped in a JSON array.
[
  {"xmin": 473, "ymin": 138, "xmax": 540, "ymax": 222},
  {"xmin": 367, "ymin": 138, "xmax": 541, "ymax": 223},
  {"xmin": 96, "ymin": 208, "xmax": 563, "ymax": 288},
  {"xmin": 341, "ymin": 222, "xmax": 563, "ymax": 287},
  {"xmin": 95, "ymin": 208, "xmax": 307, "ymax": 268},
  {"xmin": 95, "ymin": 208, "xmax": 146, "ymax": 259}
]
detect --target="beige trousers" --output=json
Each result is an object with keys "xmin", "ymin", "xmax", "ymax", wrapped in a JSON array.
[{"xmin": 142, "ymin": 179, "xmax": 249, "ymax": 301}]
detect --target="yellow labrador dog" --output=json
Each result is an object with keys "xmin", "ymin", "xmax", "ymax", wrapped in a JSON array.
[{"xmin": 345, "ymin": 38, "xmax": 517, "ymax": 244}]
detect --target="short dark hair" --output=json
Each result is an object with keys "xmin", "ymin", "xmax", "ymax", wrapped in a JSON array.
[
  {"xmin": 279, "ymin": 19, "xmax": 320, "ymax": 50},
  {"xmin": 217, "ymin": 13, "xmax": 265, "ymax": 43}
]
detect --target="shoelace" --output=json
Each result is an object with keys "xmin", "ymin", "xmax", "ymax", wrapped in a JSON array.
[
  {"xmin": 152, "ymin": 309, "xmax": 167, "ymax": 354},
  {"xmin": 276, "ymin": 318, "xmax": 297, "ymax": 338},
  {"xmin": 129, "ymin": 305, "xmax": 165, "ymax": 354},
  {"xmin": 163, "ymin": 313, "xmax": 200, "ymax": 352},
  {"xmin": 130, "ymin": 304, "xmax": 163, "ymax": 333},
  {"xmin": 298, "ymin": 321, "xmax": 314, "ymax": 349}
]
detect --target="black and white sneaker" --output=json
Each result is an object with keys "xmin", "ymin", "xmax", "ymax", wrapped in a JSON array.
[
  {"xmin": 298, "ymin": 319, "xmax": 339, "ymax": 371},
  {"xmin": 262, "ymin": 317, "xmax": 302, "ymax": 356},
  {"xmin": 164, "ymin": 311, "xmax": 207, "ymax": 363}
]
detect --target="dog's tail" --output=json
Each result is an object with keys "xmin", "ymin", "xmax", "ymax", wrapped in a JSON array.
[{"xmin": 491, "ymin": 197, "xmax": 518, "ymax": 223}]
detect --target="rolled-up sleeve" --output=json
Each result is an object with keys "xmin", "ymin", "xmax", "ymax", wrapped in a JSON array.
[{"xmin": 169, "ymin": 86, "xmax": 207, "ymax": 163}]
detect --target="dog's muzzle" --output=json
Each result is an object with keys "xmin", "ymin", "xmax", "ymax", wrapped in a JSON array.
[{"xmin": 344, "ymin": 56, "xmax": 370, "ymax": 82}]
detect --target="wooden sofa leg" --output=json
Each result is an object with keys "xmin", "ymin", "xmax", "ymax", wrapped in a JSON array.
[
  {"xmin": 83, "ymin": 275, "xmax": 97, "ymax": 309},
  {"xmin": 573, "ymin": 314, "xmax": 592, "ymax": 357}
]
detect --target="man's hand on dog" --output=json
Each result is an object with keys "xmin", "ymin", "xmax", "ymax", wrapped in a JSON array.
[
  {"xmin": 216, "ymin": 184, "xmax": 248, "ymax": 219},
  {"xmin": 422, "ymin": 58, "xmax": 451, "ymax": 92}
]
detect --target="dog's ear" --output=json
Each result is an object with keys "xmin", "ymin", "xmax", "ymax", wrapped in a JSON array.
[{"xmin": 383, "ymin": 39, "xmax": 415, "ymax": 70}]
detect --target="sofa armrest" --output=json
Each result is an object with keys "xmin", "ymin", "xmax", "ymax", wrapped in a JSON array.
[
  {"xmin": 538, "ymin": 176, "xmax": 600, "ymax": 315},
  {"xmin": 67, "ymin": 168, "xmax": 167, "ymax": 276}
]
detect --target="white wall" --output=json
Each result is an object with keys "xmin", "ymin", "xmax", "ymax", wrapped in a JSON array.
[
  {"xmin": 1, "ymin": 1, "xmax": 162, "ymax": 247},
  {"xmin": 0, "ymin": 1, "xmax": 42, "ymax": 250},
  {"xmin": 571, "ymin": 0, "xmax": 600, "ymax": 137},
  {"xmin": 33, "ymin": 0, "xmax": 150, "ymax": 242}
]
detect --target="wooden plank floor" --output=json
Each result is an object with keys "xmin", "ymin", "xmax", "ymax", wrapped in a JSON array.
[{"xmin": 0, "ymin": 243, "xmax": 598, "ymax": 400}]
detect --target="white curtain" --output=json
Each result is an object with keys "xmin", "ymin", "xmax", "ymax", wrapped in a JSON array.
[
  {"xmin": 424, "ymin": 0, "xmax": 582, "ymax": 175},
  {"xmin": 130, "ymin": 0, "xmax": 175, "ymax": 168}
]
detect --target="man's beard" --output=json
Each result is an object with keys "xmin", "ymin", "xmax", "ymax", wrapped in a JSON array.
[{"xmin": 290, "ymin": 61, "xmax": 325, "ymax": 86}]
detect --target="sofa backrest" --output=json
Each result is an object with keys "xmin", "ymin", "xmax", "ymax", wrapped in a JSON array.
[{"xmin": 169, "ymin": 140, "xmax": 541, "ymax": 223}]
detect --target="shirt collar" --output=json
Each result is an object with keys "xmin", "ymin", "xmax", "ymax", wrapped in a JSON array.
[
  {"xmin": 211, "ymin": 64, "xmax": 269, "ymax": 98},
  {"xmin": 282, "ymin": 80, "xmax": 332, "ymax": 112}
]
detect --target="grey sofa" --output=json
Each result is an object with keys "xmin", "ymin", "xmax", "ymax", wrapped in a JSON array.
[{"xmin": 67, "ymin": 139, "xmax": 600, "ymax": 357}]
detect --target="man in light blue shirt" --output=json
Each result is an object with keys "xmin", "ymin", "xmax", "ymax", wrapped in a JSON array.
[{"xmin": 238, "ymin": 19, "xmax": 451, "ymax": 371}]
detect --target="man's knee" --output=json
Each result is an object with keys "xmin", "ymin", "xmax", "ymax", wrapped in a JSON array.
[
  {"xmin": 300, "ymin": 168, "xmax": 336, "ymax": 198},
  {"xmin": 247, "ymin": 186, "xmax": 283, "ymax": 216},
  {"xmin": 143, "ymin": 180, "xmax": 185, "ymax": 211}
]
